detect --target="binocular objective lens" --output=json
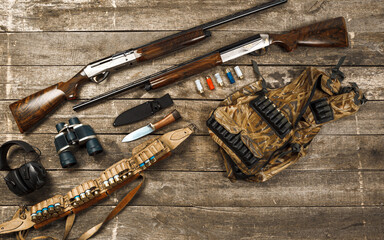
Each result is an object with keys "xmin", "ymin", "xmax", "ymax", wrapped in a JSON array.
[
  {"xmin": 59, "ymin": 151, "xmax": 77, "ymax": 168},
  {"xmin": 86, "ymin": 139, "xmax": 103, "ymax": 156}
]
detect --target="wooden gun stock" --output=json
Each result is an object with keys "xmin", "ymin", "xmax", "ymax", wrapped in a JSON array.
[
  {"xmin": 9, "ymin": 71, "xmax": 89, "ymax": 133},
  {"xmin": 136, "ymin": 28, "xmax": 210, "ymax": 62},
  {"xmin": 269, "ymin": 17, "xmax": 349, "ymax": 52}
]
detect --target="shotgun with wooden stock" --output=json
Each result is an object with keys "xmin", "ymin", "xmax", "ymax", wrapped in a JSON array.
[
  {"xmin": 8, "ymin": 0, "xmax": 287, "ymax": 133},
  {"xmin": 10, "ymin": 16, "xmax": 348, "ymax": 133}
]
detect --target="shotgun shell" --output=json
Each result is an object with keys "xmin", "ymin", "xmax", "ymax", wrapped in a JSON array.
[
  {"xmin": 226, "ymin": 69, "xmax": 236, "ymax": 84},
  {"xmin": 48, "ymin": 205, "xmax": 55, "ymax": 214},
  {"xmin": 54, "ymin": 203, "xmax": 61, "ymax": 212},
  {"xmin": 85, "ymin": 189, "xmax": 93, "ymax": 198},
  {"xmin": 195, "ymin": 79, "xmax": 204, "ymax": 94},
  {"xmin": 80, "ymin": 192, "xmax": 87, "ymax": 200},
  {"xmin": 36, "ymin": 210, "xmax": 42, "ymax": 219},
  {"xmin": 206, "ymin": 76, "xmax": 215, "ymax": 90},
  {"xmin": 74, "ymin": 195, "xmax": 81, "ymax": 203},
  {"xmin": 234, "ymin": 66, "xmax": 244, "ymax": 79},
  {"xmin": 214, "ymin": 73, "xmax": 224, "ymax": 86},
  {"xmin": 42, "ymin": 208, "xmax": 48, "ymax": 216},
  {"xmin": 108, "ymin": 177, "xmax": 115, "ymax": 185},
  {"xmin": 114, "ymin": 174, "xmax": 121, "ymax": 183}
]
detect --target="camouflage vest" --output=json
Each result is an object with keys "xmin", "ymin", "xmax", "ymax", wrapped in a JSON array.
[{"xmin": 207, "ymin": 59, "xmax": 366, "ymax": 182}]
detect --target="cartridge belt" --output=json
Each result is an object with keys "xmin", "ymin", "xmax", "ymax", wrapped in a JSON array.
[
  {"xmin": 0, "ymin": 126, "xmax": 195, "ymax": 239},
  {"xmin": 31, "ymin": 138, "xmax": 166, "ymax": 224}
]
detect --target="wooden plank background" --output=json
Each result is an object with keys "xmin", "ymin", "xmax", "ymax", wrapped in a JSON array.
[{"xmin": 0, "ymin": 0, "xmax": 383, "ymax": 239}]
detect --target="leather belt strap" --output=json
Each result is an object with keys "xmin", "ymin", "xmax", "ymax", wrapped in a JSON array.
[
  {"xmin": 62, "ymin": 213, "xmax": 76, "ymax": 240},
  {"xmin": 17, "ymin": 175, "xmax": 145, "ymax": 240},
  {"xmin": 78, "ymin": 174, "xmax": 145, "ymax": 240}
]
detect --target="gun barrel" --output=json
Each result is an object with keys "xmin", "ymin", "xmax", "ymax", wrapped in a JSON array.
[
  {"xmin": 201, "ymin": 0, "xmax": 287, "ymax": 30},
  {"xmin": 73, "ymin": 77, "xmax": 150, "ymax": 111}
]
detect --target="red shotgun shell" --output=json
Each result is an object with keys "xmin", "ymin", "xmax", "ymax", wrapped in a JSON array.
[{"xmin": 206, "ymin": 76, "xmax": 215, "ymax": 90}]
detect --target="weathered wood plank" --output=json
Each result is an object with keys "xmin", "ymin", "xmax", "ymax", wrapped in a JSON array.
[
  {"xmin": 0, "ymin": 99, "xmax": 380, "ymax": 135},
  {"xmin": 1, "ymin": 66, "xmax": 383, "ymax": 101},
  {"xmin": 0, "ymin": 170, "xmax": 382, "ymax": 207},
  {"xmin": 1, "ymin": 206, "xmax": 383, "ymax": 240},
  {"xmin": 1, "ymin": 31, "xmax": 383, "ymax": 66},
  {"xmin": 1, "ymin": 205, "xmax": 382, "ymax": 240},
  {"xmin": 0, "ymin": 0, "xmax": 383, "ymax": 32},
  {"xmin": 0, "ymin": 134, "xmax": 383, "ymax": 171},
  {"xmin": 0, "ymin": 1, "xmax": 382, "ymax": 240}
]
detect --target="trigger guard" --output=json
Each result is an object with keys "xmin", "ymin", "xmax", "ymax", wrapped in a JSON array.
[{"xmin": 92, "ymin": 71, "xmax": 110, "ymax": 83}]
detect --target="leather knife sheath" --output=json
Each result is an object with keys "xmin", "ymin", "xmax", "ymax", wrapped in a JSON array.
[{"xmin": 114, "ymin": 94, "xmax": 174, "ymax": 127}]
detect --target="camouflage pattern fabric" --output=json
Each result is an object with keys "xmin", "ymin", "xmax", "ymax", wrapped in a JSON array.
[{"xmin": 207, "ymin": 64, "xmax": 365, "ymax": 182}]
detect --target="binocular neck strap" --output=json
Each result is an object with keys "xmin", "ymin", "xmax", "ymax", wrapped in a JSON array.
[{"xmin": 0, "ymin": 140, "xmax": 37, "ymax": 171}]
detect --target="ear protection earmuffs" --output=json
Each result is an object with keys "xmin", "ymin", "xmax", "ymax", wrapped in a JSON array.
[{"xmin": 0, "ymin": 141, "xmax": 47, "ymax": 196}]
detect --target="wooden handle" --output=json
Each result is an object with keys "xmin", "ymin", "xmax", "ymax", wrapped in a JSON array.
[
  {"xmin": 9, "ymin": 71, "xmax": 89, "ymax": 133},
  {"xmin": 269, "ymin": 17, "xmax": 349, "ymax": 52},
  {"xmin": 149, "ymin": 52, "xmax": 223, "ymax": 89},
  {"xmin": 136, "ymin": 28, "xmax": 210, "ymax": 62},
  {"xmin": 152, "ymin": 110, "xmax": 181, "ymax": 130}
]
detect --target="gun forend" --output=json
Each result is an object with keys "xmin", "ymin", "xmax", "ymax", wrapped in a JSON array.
[{"xmin": 269, "ymin": 17, "xmax": 349, "ymax": 52}]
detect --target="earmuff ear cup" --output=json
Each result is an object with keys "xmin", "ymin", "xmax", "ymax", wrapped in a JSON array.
[
  {"xmin": 19, "ymin": 162, "xmax": 47, "ymax": 190},
  {"xmin": 1, "ymin": 140, "xmax": 48, "ymax": 196},
  {"xmin": 4, "ymin": 170, "xmax": 32, "ymax": 196}
]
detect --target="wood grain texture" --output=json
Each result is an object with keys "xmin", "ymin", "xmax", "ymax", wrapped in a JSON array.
[
  {"xmin": 1, "ymin": 66, "xmax": 383, "ymax": 100},
  {"xmin": 136, "ymin": 28, "xmax": 209, "ymax": 62},
  {"xmin": 149, "ymin": 52, "xmax": 223, "ymax": 89},
  {"xmin": 1, "ymin": 32, "xmax": 383, "ymax": 66},
  {"xmin": 8, "ymin": 71, "xmax": 88, "ymax": 133},
  {"xmin": 1, "ymin": 0, "xmax": 383, "ymax": 239},
  {"xmin": 0, "ymin": 134, "xmax": 383, "ymax": 171},
  {"xmin": 152, "ymin": 110, "xmax": 181, "ymax": 130},
  {"xmin": 0, "ymin": 206, "xmax": 382, "ymax": 240},
  {"xmin": 1, "ymin": 100, "xmax": 383, "ymax": 135},
  {"xmin": 0, "ymin": 0, "xmax": 383, "ymax": 32},
  {"xmin": 0, "ymin": 170, "xmax": 383, "ymax": 207},
  {"xmin": 270, "ymin": 17, "xmax": 348, "ymax": 52},
  {"xmin": 8, "ymin": 84, "xmax": 66, "ymax": 133}
]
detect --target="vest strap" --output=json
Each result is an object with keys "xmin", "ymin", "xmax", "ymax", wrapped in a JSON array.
[
  {"xmin": 330, "ymin": 56, "xmax": 346, "ymax": 82},
  {"xmin": 325, "ymin": 56, "xmax": 346, "ymax": 94}
]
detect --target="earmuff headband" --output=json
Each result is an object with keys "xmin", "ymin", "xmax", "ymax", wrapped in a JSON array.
[{"xmin": 0, "ymin": 141, "xmax": 38, "ymax": 171}]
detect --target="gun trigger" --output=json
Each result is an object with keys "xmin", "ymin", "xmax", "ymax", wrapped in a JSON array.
[
  {"xmin": 91, "ymin": 71, "xmax": 110, "ymax": 83},
  {"xmin": 249, "ymin": 48, "xmax": 268, "ymax": 56}
]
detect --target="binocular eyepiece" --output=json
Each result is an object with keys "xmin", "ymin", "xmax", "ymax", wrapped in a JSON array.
[{"xmin": 54, "ymin": 117, "xmax": 103, "ymax": 168}]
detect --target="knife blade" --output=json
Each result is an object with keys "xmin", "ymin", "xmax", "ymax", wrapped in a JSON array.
[
  {"xmin": 122, "ymin": 110, "xmax": 181, "ymax": 142},
  {"xmin": 113, "ymin": 94, "xmax": 174, "ymax": 127}
]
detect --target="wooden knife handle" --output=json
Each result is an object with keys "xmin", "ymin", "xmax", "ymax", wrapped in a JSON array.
[{"xmin": 152, "ymin": 110, "xmax": 181, "ymax": 130}]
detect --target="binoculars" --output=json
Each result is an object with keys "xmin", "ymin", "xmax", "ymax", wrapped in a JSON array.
[{"xmin": 54, "ymin": 117, "xmax": 103, "ymax": 168}]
